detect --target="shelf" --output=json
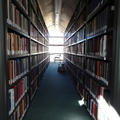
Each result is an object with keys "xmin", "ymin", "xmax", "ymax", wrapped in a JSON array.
[
  {"xmin": 7, "ymin": 22, "xmax": 30, "ymax": 39},
  {"xmin": 85, "ymin": 87, "xmax": 98, "ymax": 102},
  {"xmin": 8, "ymin": 54, "xmax": 30, "ymax": 59},
  {"xmin": 85, "ymin": 69, "xmax": 108, "ymax": 86},
  {"xmin": 31, "ymin": 87, "xmax": 37, "ymax": 101},
  {"xmin": 86, "ymin": 29, "xmax": 113, "ymax": 40},
  {"xmin": 30, "ymin": 51, "xmax": 49, "ymax": 56},
  {"xmin": 9, "ymin": 89, "xmax": 28, "ymax": 116},
  {"xmin": 20, "ymin": 105, "xmax": 29, "ymax": 120},
  {"xmin": 31, "ymin": 56, "xmax": 49, "ymax": 70},
  {"xmin": 65, "ymin": 4, "xmax": 86, "ymax": 37},
  {"xmin": 87, "ymin": 0, "xmax": 111, "ymax": 23},
  {"xmin": 30, "ymin": 37, "xmax": 48, "ymax": 47},
  {"xmin": 9, "ymin": 71, "xmax": 29, "ymax": 88},
  {"xmin": 31, "ymin": 61, "xmax": 49, "ymax": 85},
  {"xmin": 64, "ymin": 56, "xmax": 84, "ymax": 71},
  {"xmin": 64, "ymin": 39, "xmax": 86, "ymax": 48},
  {"xmin": 12, "ymin": 0, "xmax": 29, "ymax": 19},
  {"xmin": 31, "ymin": 74, "xmax": 39, "ymax": 85},
  {"xmin": 64, "ymin": 52, "xmax": 86, "ymax": 57},
  {"xmin": 64, "ymin": 22, "xmax": 86, "ymax": 43},
  {"xmin": 30, "ymin": 20, "xmax": 48, "ymax": 42},
  {"xmin": 86, "ymin": 55, "xmax": 112, "ymax": 61},
  {"xmin": 64, "ymin": 52, "xmax": 111, "ymax": 61}
]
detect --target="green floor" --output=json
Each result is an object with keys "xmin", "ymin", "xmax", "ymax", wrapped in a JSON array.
[{"xmin": 24, "ymin": 62, "xmax": 92, "ymax": 120}]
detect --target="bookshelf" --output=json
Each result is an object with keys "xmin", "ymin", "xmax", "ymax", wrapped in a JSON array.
[
  {"xmin": 3, "ymin": 0, "xmax": 50, "ymax": 119},
  {"xmin": 64, "ymin": 0, "xmax": 114, "ymax": 119}
]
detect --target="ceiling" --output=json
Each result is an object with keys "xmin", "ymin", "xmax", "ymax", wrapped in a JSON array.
[{"xmin": 38, "ymin": 0, "xmax": 80, "ymax": 35}]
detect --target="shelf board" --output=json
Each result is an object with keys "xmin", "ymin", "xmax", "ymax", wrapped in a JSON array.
[
  {"xmin": 30, "ymin": 37, "xmax": 48, "ymax": 47},
  {"xmin": 64, "ymin": 52, "xmax": 111, "ymax": 61},
  {"xmin": 86, "ymin": 29, "xmax": 113, "ymax": 40},
  {"xmin": 30, "ymin": 51, "xmax": 49, "ymax": 56},
  {"xmin": 85, "ymin": 69, "xmax": 108, "ymax": 86},
  {"xmin": 64, "ymin": 39, "xmax": 86, "ymax": 48},
  {"xmin": 86, "ymin": 55, "xmax": 112, "ymax": 61},
  {"xmin": 64, "ymin": 52, "xmax": 86, "ymax": 57},
  {"xmin": 8, "ymin": 54, "xmax": 30, "ymax": 59},
  {"xmin": 7, "ymin": 22, "xmax": 30, "ymax": 39}
]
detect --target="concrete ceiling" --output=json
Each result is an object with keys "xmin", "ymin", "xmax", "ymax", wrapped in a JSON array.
[{"xmin": 38, "ymin": 0, "xmax": 80, "ymax": 34}]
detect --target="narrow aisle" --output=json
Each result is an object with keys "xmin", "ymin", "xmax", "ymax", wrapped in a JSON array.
[{"xmin": 24, "ymin": 62, "xmax": 91, "ymax": 120}]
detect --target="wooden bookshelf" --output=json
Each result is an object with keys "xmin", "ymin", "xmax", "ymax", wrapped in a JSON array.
[
  {"xmin": 4, "ymin": 0, "xmax": 50, "ymax": 119},
  {"xmin": 64, "ymin": 0, "xmax": 114, "ymax": 119}
]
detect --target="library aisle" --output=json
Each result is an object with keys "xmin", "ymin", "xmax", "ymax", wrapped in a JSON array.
[{"xmin": 24, "ymin": 62, "xmax": 91, "ymax": 120}]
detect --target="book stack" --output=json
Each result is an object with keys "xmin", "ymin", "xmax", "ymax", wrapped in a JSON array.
[
  {"xmin": 8, "ymin": 76, "xmax": 28, "ymax": 114},
  {"xmin": 64, "ymin": 0, "xmax": 114, "ymax": 119},
  {"xmin": 87, "ymin": 6, "xmax": 112, "ymax": 37},
  {"xmin": 8, "ymin": 58, "xmax": 29, "ymax": 85},
  {"xmin": 30, "ymin": 41, "xmax": 38, "ymax": 53},
  {"xmin": 77, "ymin": 42, "xmax": 84, "ymax": 54},
  {"xmin": 86, "ymin": 34, "xmax": 112, "ymax": 58},
  {"xmin": 9, "ymin": 93, "xmax": 29, "ymax": 120},
  {"xmin": 7, "ymin": 0, "xmax": 28, "ymax": 33},
  {"xmin": 31, "ymin": 67, "xmax": 38, "ymax": 84},
  {"xmin": 38, "ymin": 44, "xmax": 44, "ymax": 53},
  {"xmin": 7, "ymin": 32, "xmax": 29, "ymax": 55},
  {"xmin": 30, "ymin": 55, "xmax": 38, "ymax": 68},
  {"xmin": 30, "ymin": 25, "xmax": 38, "ymax": 40},
  {"xmin": 86, "ymin": 58, "xmax": 111, "ymax": 81},
  {"xmin": 84, "ymin": 90, "xmax": 98, "ymax": 120}
]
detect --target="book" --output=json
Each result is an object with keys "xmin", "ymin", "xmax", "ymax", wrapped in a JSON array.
[
  {"xmin": 7, "ymin": 32, "xmax": 29, "ymax": 55},
  {"xmin": 8, "ymin": 58, "xmax": 29, "ymax": 85}
]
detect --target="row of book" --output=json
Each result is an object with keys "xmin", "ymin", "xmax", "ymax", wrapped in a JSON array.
[
  {"xmin": 8, "ymin": 76, "xmax": 28, "ymax": 113},
  {"xmin": 7, "ymin": 0, "xmax": 28, "ymax": 33},
  {"xmin": 7, "ymin": 32, "xmax": 29, "ymax": 55},
  {"xmin": 30, "ymin": 25, "xmax": 45, "ymax": 44},
  {"xmin": 30, "ymin": 41, "xmax": 37, "ymax": 53},
  {"xmin": 85, "ymin": 75, "xmax": 104, "ymax": 98},
  {"xmin": 86, "ymin": 58, "xmax": 111, "ymax": 80},
  {"xmin": 8, "ymin": 58, "xmax": 29, "ymax": 85},
  {"xmin": 65, "ymin": 54, "xmax": 85, "ymax": 69},
  {"xmin": 65, "ymin": 9, "xmax": 86, "ymax": 40},
  {"xmin": 86, "ymin": 6, "xmax": 112, "ymax": 37},
  {"xmin": 31, "ymin": 67, "xmax": 38, "ymax": 84},
  {"xmin": 84, "ymin": 90, "xmax": 98, "ymax": 120},
  {"xmin": 65, "ymin": 42, "xmax": 85, "ymax": 55},
  {"xmin": 86, "ymin": 34, "xmax": 112, "ymax": 58},
  {"xmin": 30, "ymin": 55, "xmax": 38, "ymax": 67},
  {"xmin": 31, "ymin": 79, "xmax": 38, "ymax": 99},
  {"xmin": 9, "ymin": 94, "xmax": 29, "ymax": 120},
  {"xmin": 38, "ymin": 44, "xmax": 44, "ymax": 53},
  {"xmin": 65, "ymin": 26, "xmax": 85, "ymax": 46}
]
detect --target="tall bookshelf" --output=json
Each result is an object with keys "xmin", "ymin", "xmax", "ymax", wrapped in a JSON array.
[
  {"xmin": 64, "ymin": 0, "xmax": 115, "ymax": 119},
  {"xmin": 5, "ymin": 0, "xmax": 50, "ymax": 119}
]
